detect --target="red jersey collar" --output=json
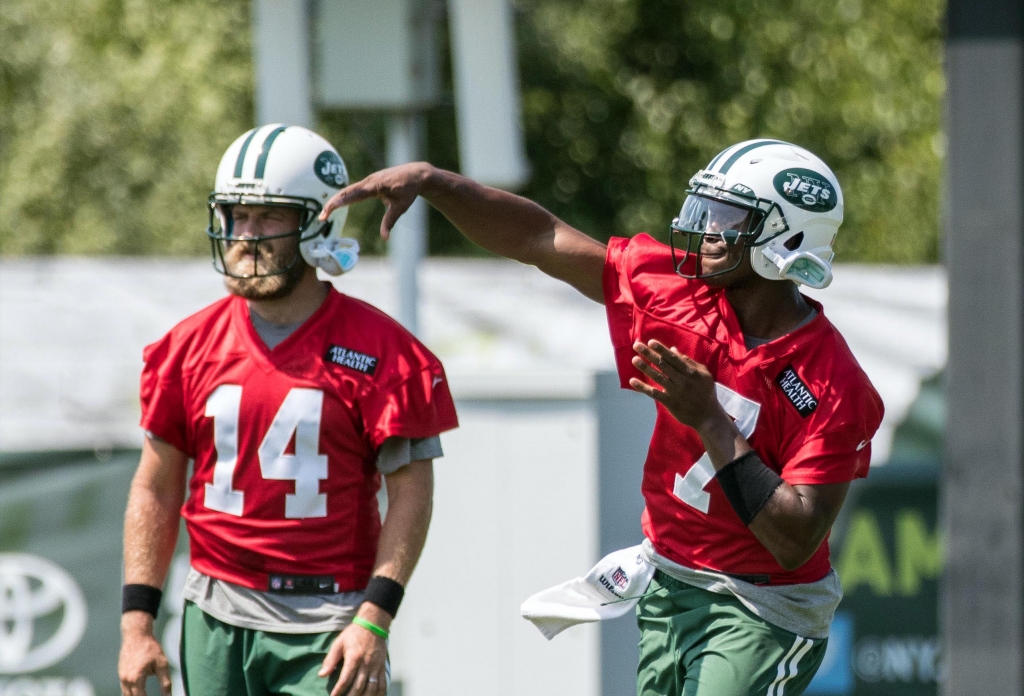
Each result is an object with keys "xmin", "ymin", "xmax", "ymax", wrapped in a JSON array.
[
  {"xmin": 713, "ymin": 290, "xmax": 827, "ymax": 365},
  {"xmin": 230, "ymin": 282, "xmax": 342, "ymax": 370}
]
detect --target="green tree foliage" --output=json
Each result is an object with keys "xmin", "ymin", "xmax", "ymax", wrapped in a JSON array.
[
  {"xmin": 0, "ymin": 0, "xmax": 252, "ymax": 255},
  {"xmin": 514, "ymin": 0, "xmax": 945, "ymax": 262},
  {"xmin": 0, "ymin": 0, "xmax": 944, "ymax": 262}
]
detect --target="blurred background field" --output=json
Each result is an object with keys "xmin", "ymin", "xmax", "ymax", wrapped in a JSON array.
[
  {"xmin": 0, "ymin": 1, "xmax": 957, "ymax": 695},
  {"xmin": 0, "ymin": 0, "xmax": 944, "ymax": 261}
]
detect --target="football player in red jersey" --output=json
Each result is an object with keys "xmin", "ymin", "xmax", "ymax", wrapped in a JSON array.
[
  {"xmin": 322, "ymin": 139, "xmax": 883, "ymax": 695},
  {"xmin": 117, "ymin": 125, "xmax": 458, "ymax": 696}
]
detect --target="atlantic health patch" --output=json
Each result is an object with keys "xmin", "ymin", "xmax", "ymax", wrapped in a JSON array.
[
  {"xmin": 775, "ymin": 365, "xmax": 819, "ymax": 417},
  {"xmin": 325, "ymin": 345, "xmax": 378, "ymax": 375}
]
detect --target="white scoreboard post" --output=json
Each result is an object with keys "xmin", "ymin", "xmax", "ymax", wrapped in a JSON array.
[
  {"xmin": 315, "ymin": 0, "xmax": 440, "ymax": 337},
  {"xmin": 252, "ymin": 0, "xmax": 315, "ymax": 128},
  {"xmin": 448, "ymin": 0, "xmax": 530, "ymax": 189},
  {"xmin": 252, "ymin": 0, "xmax": 529, "ymax": 335}
]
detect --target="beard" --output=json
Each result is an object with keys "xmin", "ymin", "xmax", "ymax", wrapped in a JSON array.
[{"xmin": 222, "ymin": 238, "xmax": 308, "ymax": 301}]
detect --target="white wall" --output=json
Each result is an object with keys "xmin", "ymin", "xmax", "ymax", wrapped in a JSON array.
[{"xmin": 389, "ymin": 378, "xmax": 601, "ymax": 696}]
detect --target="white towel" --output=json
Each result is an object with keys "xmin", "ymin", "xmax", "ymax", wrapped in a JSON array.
[{"xmin": 520, "ymin": 545, "xmax": 655, "ymax": 640}]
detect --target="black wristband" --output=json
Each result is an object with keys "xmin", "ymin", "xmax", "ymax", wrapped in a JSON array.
[
  {"xmin": 122, "ymin": 584, "xmax": 163, "ymax": 618},
  {"xmin": 716, "ymin": 451, "xmax": 784, "ymax": 526},
  {"xmin": 363, "ymin": 576, "xmax": 405, "ymax": 618}
]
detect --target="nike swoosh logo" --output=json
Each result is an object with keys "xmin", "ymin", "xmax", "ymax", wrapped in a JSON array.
[
  {"xmin": 432, "ymin": 376, "xmax": 444, "ymax": 388},
  {"xmin": 856, "ymin": 440, "xmax": 869, "ymax": 451}
]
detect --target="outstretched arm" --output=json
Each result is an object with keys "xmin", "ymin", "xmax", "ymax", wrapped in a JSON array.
[
  {"xmin": 320, "ymin": 163, "xmax": 608, "ymax": 303},
  {"xmin": 119, "ymin": 436, "xmax": 189, "ymax": 696}
]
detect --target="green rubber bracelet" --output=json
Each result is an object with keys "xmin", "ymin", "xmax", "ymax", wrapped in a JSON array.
[{"xmin": 352, "ymin": 616, "xmax": 389, "ymax": 639}]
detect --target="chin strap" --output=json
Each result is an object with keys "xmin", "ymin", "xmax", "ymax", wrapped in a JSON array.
[
  {"xmin": 308, "ymin": 237, "xmax": 361, "ymax": 276},
  {"xmin": 760, "ymin": 246, "xmax": 832, "ymax": 289}
]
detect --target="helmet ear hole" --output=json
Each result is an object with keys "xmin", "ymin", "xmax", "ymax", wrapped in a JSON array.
[
  {"xmin": 784, "ymin": 232, "xmax": 804, "ymax": 251},
  {"xmin": 321, "ymin": 220, "xmax": 333, "ymax": 238}
]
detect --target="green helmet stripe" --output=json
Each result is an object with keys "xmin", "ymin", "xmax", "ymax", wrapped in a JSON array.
[
  {"xmin": 717, "ymin": 139, "xmax": 787, "ymax": 174},
  {"xmin": 254, "ymin": 126, "xmax": 289, "ymax": 179},
  {"xmin": 705, "ymin": 144, "xmax": 735, "ymax": 172},
  {"xmin": 233, "ymin": 128, "xmax": 259, "ymax": 178}
]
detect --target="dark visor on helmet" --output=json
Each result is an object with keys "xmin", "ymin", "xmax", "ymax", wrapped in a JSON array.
[
  {"xmin": 205, "ymin": 195, "xmax": 324, "ymax": 279},
  {"xmin": 669, "ymin": 194, "xmax": 767, "ymax": 280}
]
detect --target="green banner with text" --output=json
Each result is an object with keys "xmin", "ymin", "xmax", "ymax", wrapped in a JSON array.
[
  {"xmin": 807, "ymin": 464, "xmax": 941, "ymax": 695},
  {"xmin": 0, "ymin": 451, "xmax": 186, "ymax": 696}
]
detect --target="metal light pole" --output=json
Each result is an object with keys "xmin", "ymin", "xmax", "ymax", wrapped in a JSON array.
[
  {"xmin": 943, "ymin": 1, "xmax": 1024, "ymax": 693},
  {"xmin": 385, "ymin": 114, "xmax": 428, "ymax": 335}
]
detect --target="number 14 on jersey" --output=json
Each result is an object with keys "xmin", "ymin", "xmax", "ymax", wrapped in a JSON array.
[{"xmin": 204, "ymin": 384, "xmax": 329, "ymax": 519}]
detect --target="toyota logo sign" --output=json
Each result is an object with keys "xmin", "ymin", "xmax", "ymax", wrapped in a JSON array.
[{"xmin": 0, "ymin": 554, "xmax": 88, "ymax": 674}]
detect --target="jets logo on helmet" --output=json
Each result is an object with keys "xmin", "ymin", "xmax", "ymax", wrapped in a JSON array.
[
  {"xmin": 773, "ymin": 168, "xmax": 837, "ymax": 213},
  {"xmin": 207, "ymin": 124, "xmax": 360, "ymax": 278},
  {"xmin": 669, "ymin": 139, "xmax": 843, "ymax": 289},
  {"xmin": 314, "ymin": 151, "xmax": 348, "ymax": 188}
]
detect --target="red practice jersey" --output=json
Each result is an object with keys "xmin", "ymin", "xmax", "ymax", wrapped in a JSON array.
[
  {"xmin": 140, "ymin": 286, "xmax": 458, "ymax": 592},
  {"xmin": 605, "ymin": 234, "xmax": 883, "ymax": 584}
]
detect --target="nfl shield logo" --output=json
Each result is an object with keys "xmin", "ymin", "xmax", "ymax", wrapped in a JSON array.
[
  {"xmin": 611, "ymin": 567, "xmax": 629, "ymax": 590},
  {"xmin": 271, "ymin": 577, "xmax": 282, "ymax": 590}
]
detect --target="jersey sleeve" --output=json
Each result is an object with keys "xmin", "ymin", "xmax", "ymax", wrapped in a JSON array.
[
  {"xmin": 780, "ymin": 378, "xmax": 884, "ymax": 486},
  {"xmin": 139, "ymin": 332, "xmax": 191, "ymax": 455},
  {"xmin": 604, "ymin": 236, "xmax": 642, "ymax": 388},
  {"xmin": 362, "ymin": 351, "xmax": 458, "ymax": 450},
  {"xmin": 780, "ymin": 429, "xmax": 873, "ymax": 485},
  {"xmin": 376, "ymin": 436, "xmax": 444, "ymax": 475}
]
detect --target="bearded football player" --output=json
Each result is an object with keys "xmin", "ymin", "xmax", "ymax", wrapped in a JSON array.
[
  {"xmin": 324, "ymin": 139, "xmax": 883, "ymax": 695},
  {"xmin": 117, "ymin": 125, "xmax": 458, "ymax": 696}
]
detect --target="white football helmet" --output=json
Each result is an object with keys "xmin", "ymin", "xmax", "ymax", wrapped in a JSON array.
[
  {"xmin": 207, "ymin": 124, "xmax": 360, "ymax": 277},
  {"xmin": 669, "ymin": 139, "xmax": 843, "ymax": 289}
]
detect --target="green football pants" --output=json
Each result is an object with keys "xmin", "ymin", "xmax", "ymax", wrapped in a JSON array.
[
  {"xmin": 180, "ymin": 601, "xmax": 343, "ymax": 696},
  {"xmin": 636, "ymin": 571, "xmax": 828, "ymax": 696}
]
